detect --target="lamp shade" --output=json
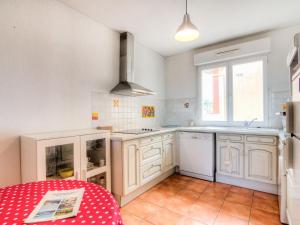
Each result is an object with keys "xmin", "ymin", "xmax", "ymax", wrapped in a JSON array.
[{"xmin": 175, "ymin": 14, "xmax": 199, "ymax": 42}]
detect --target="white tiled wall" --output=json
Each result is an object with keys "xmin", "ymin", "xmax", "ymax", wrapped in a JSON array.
[
  {"xmin": 164, "ymin": 98, "xmax": 197, "ymax": 126},
  {"xmin": 269, "ymin": 90, "xmax": 290, "ymax": 128},
  {"xmin": 92, "ymin": 90, "xmax": 289, "ymax": 130},
  {"xmin": 91, "ymin": 92, "xmax": 165, "ymax": 131},
  {"xmin": 164, "ymin": 90, "xmax": 289, "ymax": 128}
]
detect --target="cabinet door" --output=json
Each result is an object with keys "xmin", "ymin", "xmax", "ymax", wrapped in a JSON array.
[
  {"xmin": 217, "ymin": 141, "xmax": 232, "ymax": 176},
  {"xmin": 217, "ymin": 141, "xmax": 244, "ymax": 178},
  {"xmin": 245, "ymin": 144, "xmax": 277, "ymax": 184},
  {"xmin": 229, "ymin": 142, "xmax": 244, "ymax": 178},
  {"xmin": 163, "ymin": 139, "xmax": 175, "ymax": 172},
  {"xmin": 37, "ymin": 136, "xmax": 81, "ymax": 181},
  {"xmin": 80, "ymin": 133, "xmax": 111, "ymax": 191},
  {"xmin": 123, "ymin": 140, "xmax": 140, "ymax": 195}
]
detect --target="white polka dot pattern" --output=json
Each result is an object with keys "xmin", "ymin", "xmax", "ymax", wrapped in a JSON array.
[{"xmin": 0, "ymin": 180, "xmax": 123, "ymax": 225}]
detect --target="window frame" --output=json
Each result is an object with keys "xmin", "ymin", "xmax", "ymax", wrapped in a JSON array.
[{"xmin": 198, "ymin": 55, "xmax": 268, "ymax": 127}]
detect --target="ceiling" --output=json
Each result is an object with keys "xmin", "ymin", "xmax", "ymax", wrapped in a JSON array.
[{"xmin": 60, "ymin": 0, "xmax": 300, "ymax": 56}]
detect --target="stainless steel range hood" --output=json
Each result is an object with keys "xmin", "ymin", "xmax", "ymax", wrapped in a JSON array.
[{"xmin": 110, "ymin": 32, "xmax": 155, "ymax": 96}]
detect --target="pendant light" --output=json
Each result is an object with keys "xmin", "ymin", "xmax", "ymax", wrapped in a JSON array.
[{"xmin": 175, "ymin": 0, "xmax": 199, "ymax": 42}]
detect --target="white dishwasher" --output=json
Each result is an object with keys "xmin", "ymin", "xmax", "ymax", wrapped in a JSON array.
[{"xmin": 179, "ymin": 132, "xmax": 215, "ymax": 181}]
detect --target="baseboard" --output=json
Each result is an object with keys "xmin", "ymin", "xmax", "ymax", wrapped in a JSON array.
[
  {"xmin": 179, "ymin": 170, "xmax": 214, "ymax": 182},
  {"xmin": 216, "ymin": 174, "xmax": 278, "ymax": 194}
]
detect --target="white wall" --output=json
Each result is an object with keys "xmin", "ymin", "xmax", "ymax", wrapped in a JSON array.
[
  {"xmin": 0, "ymin": 0, "xmax": 165, "ymax": 186},
  {"xmin": 165, "ymin": 25, "xmax": 300, "ymax": 127}
]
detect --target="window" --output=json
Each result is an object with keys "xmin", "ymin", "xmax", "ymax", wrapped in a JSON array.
[
  {"xmin": 199, "ymin": 56, "xmax": 267, "ymax": 125},
  {"xmin": 232, "ymin": 60, "xmax": 264, "ymax": 122},
  {"xmin": 201, "ymin": 66, "xmax": 227, "ymax": 121}
]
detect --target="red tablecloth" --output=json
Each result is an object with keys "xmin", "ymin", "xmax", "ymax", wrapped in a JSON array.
[{"xmin": 0, "ymin": 180, "xmax": 123, "ymax": 225}]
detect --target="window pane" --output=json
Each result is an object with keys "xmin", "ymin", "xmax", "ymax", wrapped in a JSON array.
[
  {"xmin": 201, "ymin": 67, "xmax": 227, "ymax": 121},
  {"xmin": 232, "ymin": 60, "xmax": 264, "ymax": 121}
]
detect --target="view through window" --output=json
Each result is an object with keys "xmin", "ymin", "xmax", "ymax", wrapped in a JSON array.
[{"xmin": 200, "ymin": 57, "xmax": 266, "ymax": 124}]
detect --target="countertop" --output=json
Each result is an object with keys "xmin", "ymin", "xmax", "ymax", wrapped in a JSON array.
[{"xmin": 111, "ymin": 126, "xmax": 280, "ymax": 141}]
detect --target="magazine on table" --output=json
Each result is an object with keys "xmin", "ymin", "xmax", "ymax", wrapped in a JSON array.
[{"xmin": 24, "ymin": 188, "xmax": 84, "ymax": 223}]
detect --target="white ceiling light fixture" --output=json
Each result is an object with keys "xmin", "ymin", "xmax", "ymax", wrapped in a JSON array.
[{"xmin": 175, "ymin": 0, "xmax": 199, "ymax": 42}]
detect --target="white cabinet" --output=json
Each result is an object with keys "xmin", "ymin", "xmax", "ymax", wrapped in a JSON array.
[
  {"xmin": 111, "ymin": 132, "xmax": 176, "ymax": 205},
  {"xmin": 245, "ymin": 143, "xmax": 277, "ymax": 184},
  {"xmin": 217, "ymin": 141, "xmax": 244, "ymax": 178},
  {"xmin": 140, "ymin": 158, "xmax": 163, "ymax": 185},
  {"xmin": 216, "ymin": 133, "xmax": 278, "ymax": 188},
  {"xmin": 123, "ymin": 140, "xmax": 140, "ymax": 195},
  {"xmin": 35, "ymin": 136, "xmax": 81, "ymax": 181},
  {"xmin": 80, "ymin": 133, "xmax": 111, "ymax": 191},
  {"xmin": 140, "ymin": 142, "xmax": 163, "ymax": 165},
  {"xmin": 21, "ymin": 129, "xmax": 111, "ymax": 191},
  {"xmin": 163, "ymin": 139, "xmax": 175, "ymax": 172}
]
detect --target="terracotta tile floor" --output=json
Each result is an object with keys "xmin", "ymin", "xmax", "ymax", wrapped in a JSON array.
[{"xmin": 120, "ymin": 174, "xmax": 282, "ymax": 225}]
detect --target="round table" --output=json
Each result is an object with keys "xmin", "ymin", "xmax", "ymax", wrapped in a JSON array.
[{"xmin": 0, "ymin": 180, "xmax": 123, "ymax": 225}]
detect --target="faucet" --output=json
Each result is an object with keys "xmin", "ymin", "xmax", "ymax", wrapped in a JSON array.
[{"xmin": 244, "ymin": 118, "xmax": 258, "ymax": 128}]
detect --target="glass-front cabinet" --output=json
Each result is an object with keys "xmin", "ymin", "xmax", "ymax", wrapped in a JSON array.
[
  {"xmin": 80, "ymin": 134, "xmax": 111, "ymax": 191},
  {"xmin": 38, "ymin": 136, "xmax": 81, "ymax": 181},
  {"xmin": 21, "ymin": 130, "xmax": 111, "ymax": 192}
]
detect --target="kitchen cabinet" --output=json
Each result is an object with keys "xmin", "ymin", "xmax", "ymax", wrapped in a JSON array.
[
  {"xmin": 216, "ymin": 133, "xmax": 278, "ymax": 190},
  {"xmin": 245, "ymin": 143, "xmax": 277, "ymax": 184},
  {"xmin": 163, "ymin": 138, "xmax": 175, "ymax": 172},
  {"xmin": 123, "ymin": 140, "xmax": 140, "ymax": 195},
  {"xmin": 111, "ymin": 132, "xmax": 176, "ymax": 206},
  {"xmin": 217, "ymin": 141, "xmax": 244, "ymax": 178},
  {"xmin": 140, "ymin": 142, "xmax": 163, "ymax": 166},
  {"xmin": 140, "ymin": 158, "xmax": 163, "ymax": 185},
  {"xmin": 21, "ymin": 129, "xmax": 111, "ymax": 191}
]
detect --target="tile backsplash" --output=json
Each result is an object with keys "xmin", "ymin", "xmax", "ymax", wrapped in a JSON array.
[
  {"xmin": 164, "ymin": 98, "xmax": 197, "ymax": 126},
  {"xmin": 91, "ymin": 92, "xmax": 165, "ymax": 131},
  {"xmin": 164, "ymin": 90, "xmax": 289, "ymax": 129},
  {"xmin": 91, "ymin": 89, "xmax": 289, "ymax": 130}
]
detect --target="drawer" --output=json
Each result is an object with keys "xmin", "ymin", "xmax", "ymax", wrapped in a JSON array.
[
  {"xmin": 245, "ymin": 135, "xmax": 277, "ymax": 145},
  {"xmin": 140, "ymin": 135, "xmax": 162, "ymax": 146},
  {"xmin": 140, "ymin": 142, "xmax": 163, "ymax": 165},
  {"xmin": 162, "ymin": 132, "xmax": 175, "ymax": 140},
  {"xmin": 217, "ymin": 134, "xmax": 244, "ymax": 142},
  {"xmin": 140, "ymin": 158, "xmax": 163, "ymax": 185}
]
